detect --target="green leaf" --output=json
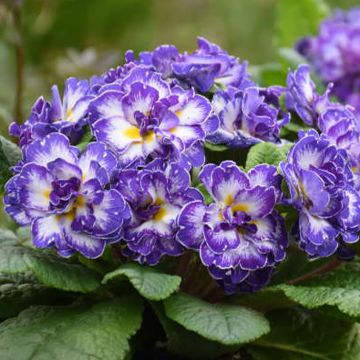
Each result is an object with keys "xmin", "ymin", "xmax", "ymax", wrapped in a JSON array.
[
  {"xmin": 245, "ymin": 142, "xmax": 293, "ymax": 170},
  {"xmin": 0, "ymin": 296, "xmax": 143, "ymax": 360},
  {"xmin": 249, "ymin": 308, "xmax": 360, "ymax": 360},
  {"xmin": 276, "ymin": 0, "xmax": 329, "ymax": 48},
  {"xmin": 0, "ymin": 135, "xmax": 22, "ymax": 166},
  {"xmin": 103, "ymin": 262, "xmax": 181, "ymax": 301},
  {"xmin": 272, "ymin": 258, "xmax": 360, "ymax": 318},
  {"xmin": 204, "ymin": 142, "xmax": 229, "ymax": 152},
  {"xmin": 249, "ymin": 63, "xmax": 287, "ymax": 87},
  {"xmin": 280, "ymin": 121, "xmax": 309, "ymax": 136},
  {"xmin": 197, "ymin": 183, "xmax": 213, "ymax": 205},
  {"xmin": 0, "ymin": 135, "xmax": 22, "ymax": 192},
  {"xmin": 0, "ymin": 273, "xmax": 64, "ymax": 318},
  {"xmin": 76, "ymin": 126, "xmax": 94, "ymax": 152},
  {"xmin": 278, "ymin": 47, "xmax": 306, "ymax": 69},
  {"xmin": 0, "ymin": 229, "xmax": 100, "ymax": 293},
  {"xmin": 152, "ymin": 302, "xmax": 238, "ymax": 359},
  {"xmin": 163, "ymin": 292, "xmax": 270, "ymax": 345}
]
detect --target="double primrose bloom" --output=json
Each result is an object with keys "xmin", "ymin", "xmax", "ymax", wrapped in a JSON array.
[
  {"xmin": 177, "ymin": 161, "xmax": 287, "ymax": 293},
  {"xmin": 5, "ymin": 133, "xmax": 129, "ymax": 258},
  {"xmin": 5, "ymin": 35, "xmax": 360, "ymax": 294}
]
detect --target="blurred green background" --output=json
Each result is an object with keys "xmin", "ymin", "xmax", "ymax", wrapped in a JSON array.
[{"xmin": 0, "ymin": 0, "xmax": 358, "ymax": 136}]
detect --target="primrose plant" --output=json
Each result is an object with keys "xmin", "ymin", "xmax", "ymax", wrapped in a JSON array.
[{"xmin": 2, "ymin": 9, "xmax": 360, "ymax": 359}]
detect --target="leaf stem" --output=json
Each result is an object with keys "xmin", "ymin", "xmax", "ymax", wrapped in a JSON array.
[{"xmin": 287, "ymin": 258, "xmax": 342, "ymax": 285}]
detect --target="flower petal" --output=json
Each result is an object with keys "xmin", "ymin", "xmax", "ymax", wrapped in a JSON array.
[
  {"xmin": 338, "ymin": 186, "xmax": 360, "ymax": 232},
  {"xmin": 175, "ymin": 94, "xmax": 211, "ymax": 125},
  {"xmin": 121, "ymin": 66, "xmax": 170, "ymax": 99},
  {"xmin": 32, "ymin": 215, "xmax": 63, "ymax": 248},
  {"xmin": 89, "ymin": 90, "xmax": 126, "ymax": 124},
  {"xmin": 210, "ymin": 164, "xmax": 250, "ymax": 204},
  {"xmin": 177, "ymin": 200, "xmax": 206, "ymax": 250},
  {"xmin": 18, "ymin": 164, "xmax": 53, "ymax": 211},
  {"xmin": 122, "ymin": 82, "xmax": 159, "ymax": 123},
  {"xmin": 63, "ymin": 220, "xmax": 106, "ymax": 258},
  {"xmin": 92, "ymin": 116, "xmax": 141, "ymax": 153},
  {"xmin": 204, "ymin": 223, "xmax": 240, "ymax": 253},
  {"xmin": 299, "ymin": 211, "xmax": 338, "ymax": 256},
  {"xmin": 78, "ymin": 142, "xmax": 117, "ymax": 182},
  {"xmin": 232, "ymin": 186, "xmax": 275, "ymax": 218},
  {"xmin": 91, "ymin": 189, "xmax": 129, "ymax": 237},
  {"xmin": 167, "ymin": 125, "xmax": 205, "ymax": 147},
  {"xmin": 25, "ymin": 133, "xmax": 79, "ymax": 167}
]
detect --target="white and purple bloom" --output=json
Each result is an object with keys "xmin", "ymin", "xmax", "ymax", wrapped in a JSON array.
[
  {"xmin": 177, "ymin": 161, "xmax": 287, "ymax": 293},
  {"xmin": 280, "ymin": 130, "xmax": 360, "ymax": 258},
  {"xmin": 114, "ymin": 159, "xmax": 202, "ymax": 265},
  {"xmin": 9, "ymin": 77, "xmax": 95, "ymax": 148},
  {"xmin": 297, "ymin": 8, "xmax": 360, "ymax": 114},
  {"xmin": 125, "ymin": 45, "xmax": 180, "ymax": 80},
  {"xmin": 90, "ymin": 66, "xmax": 213, "ymax": 167},
  {"xmin": 4, "ymin": 133, "xmax": 129, "ymax": 258},
  {"xmin": 285, "ymin": 65, "xmax": 331, "ymax": 126},
  {"xmin": 172, "ymin": 37, "xmax": 253, "ymax": 93},
  {"xmin": 318, "ymin": 104, "xmax": 360, "ymax": 189},
  {"xmin": 207, "ymin": 85, "xmax": 290, "ymax": 147},
  {"xmin": 122, "ymin": 37, "xmax": 253, "ymax": 94}
]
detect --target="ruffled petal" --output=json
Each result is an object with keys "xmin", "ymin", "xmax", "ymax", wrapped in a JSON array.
[
  {"xmin": 232, "ymin": 186, "xmax": 275, "ymax": 218},
  {"xmin": 210, "ymin": 164, "xmax": 250, "ymax": 204},
  {"xmin": 18, "ymin": 164, "xmax": 53, "ymax": 211},
  {"xmin": 32, "ymin": 215, "xmax": 63, "ymax": 248},
  {"xmin": 177, "ymin": 200, "xmax": 206, "ymax": 250},
  {"xmin": 25, "ymin": 133, "xmax": 79, "ymax": 167}
]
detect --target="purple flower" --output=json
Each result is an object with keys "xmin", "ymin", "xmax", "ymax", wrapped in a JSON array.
[
  {"xmin": 9, "ymin": 78, "xmax": 95, "ymax": 148},
  {"xmin": 297, "ymin": 8, "xmax": 360, "ymax": 114},
  {"xmin": 280, "ymin": 130, "xmax": 360, "ymax": 258},
  {"xmin": 285, "ymin": 65, "xmax": 331, "ymax": 126},
  {"xmin": 90, "ymin": 66, "xmax": 213, "ymax": 167},
  {"xmin": 125, "ymin": 45, "xmax": 180, "ymax": 80},
  {"xmin": 318, "ymin": 104, "xmax": 360, "ymax": 190},
  {"xmin": 207, "ymin": 85, "xmax": 290, "ymax": 147},
  {"xmin": 122, "ymin": 37, "xmax": 253, "ymax": 93},
  {"xmin": 4, "ymin": 133, "xmax": 129, "ymax": 258},
  {"xmin": 177, "ymin": 161, "xmax": 287, "ymax": 293},
  {"xmin": 286, "ymin": 65, "xmax": 360, "ymax": 190},
  {"xmin": 114, "ymin": 159, "xmax": 202, "ymax": 265},
  {"xmin": 172, "ymin": 37, "xmax": 253, "ymax": 93}
]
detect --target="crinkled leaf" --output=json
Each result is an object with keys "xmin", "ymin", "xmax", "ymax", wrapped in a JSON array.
[
  {"xmin": 152, "ymin": 302, "xmax": 238, "ymax": 359},
  {"xmin": 0, "ymin": 273, "xmax": 64, "ymax": 318},
  {"xmin": 164, "ymin": 292, "xmax": 270, "ymax": 345},
  {"xmin": 0, "ymin": 296, "xmax": 143, "ymax": 360},
  {"xmin": 271, "ymin": 258, "xmax": 360, "ymax": 318},
  {"xmin": 103, "ymin": 262, "xmax": 181, "ymax": 301},
  {"xmin": 245, "ymin": 142, "xmax": 293, "ymax": 170},
  {"xmin": 0, "ymin": 229, "xmax": 100, "ymax": 293},
  {"xmin": 249, "ymin": 308, "xmax": 360, "ymax": 360},
  {"xmin": 276, "ymin": 0, "xmax": 329, "ymax": 48},
  {"xmin": 0, "ymin": 228, "xmax": 18, "ymax": 245}
]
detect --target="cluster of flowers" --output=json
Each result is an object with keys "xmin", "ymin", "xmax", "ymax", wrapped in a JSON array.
[
  {"xmin": 4, "ymin": 36, "xmax": 360, "ymax": 294},
  {"xmin": 297, "ymin": 7, "xmax": 360, "ymax": 115}
]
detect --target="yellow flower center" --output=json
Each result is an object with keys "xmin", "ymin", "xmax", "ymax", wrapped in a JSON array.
[{"xmin": 124, "ymin": 126, "xmax": 141, "ymax": 139}]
